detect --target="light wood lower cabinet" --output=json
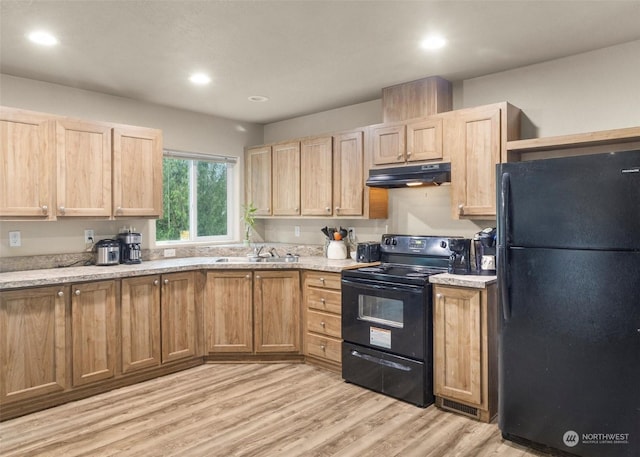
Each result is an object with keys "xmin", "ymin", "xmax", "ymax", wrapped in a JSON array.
[
  {"xmin": 0, "ymin": 285, "xmax": 67, "ymax": 403},
  {"xmin": 161, "ymin": 271, "xmax": 197, "ymax": 363},
  {"xmin": 204, "ymin": 270, "xmax": 301, "ymax": 356},
  {"xmin": 302, "ymin": 271, "xmax": 342, "ymax": 371},
  {"xmin": 71, "ymin": 280, "xmax": 117, "ymax": 387},
  {"xmin": 433, "ymin": 283, "xmax": 498, "ymax": 422},
  {"xmin": 121, "ymin": 275, "xmax": 162, "ymax": 373}
]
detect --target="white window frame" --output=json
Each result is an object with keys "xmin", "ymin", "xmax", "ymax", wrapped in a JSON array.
[{"xmin": 155, "ymin": 149, "xmax": 239, "ymax": 246}]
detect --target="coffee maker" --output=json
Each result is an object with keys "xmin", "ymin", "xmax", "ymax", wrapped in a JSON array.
[
  {"xmin": 447, "ymin": 238, "xmax": 471, "ymax": 274},
  {"xmin": 473, "ymin": 227, "xmax": 497, "ymax": 275},
  {"xmin": 118, "ymin": 230, "xmax": 142, "ymax": 264}
]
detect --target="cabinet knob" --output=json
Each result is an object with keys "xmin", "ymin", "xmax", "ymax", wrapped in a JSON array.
[
  {"xmin": 436, "ymin": 293, "xmax": 442, "ymax": 299},
  {"xmin": 256, "ymin": 275, "xmax": 261, "ymax": 280},
  {"xmin": 325, "ymin": 207, "xmax": 331, "ymax": 213},
  {"xmin": 266, "ymin": 207, "xmax": 270, "ymax": 212},
  {"xmin": 320, "ymin": 321, "xmax": 326, "ymax": 327},
  {"xmin": 406, "ymin": 151, "xmax": 412, "ymax": 157},
  {"xmin": 335, "ymin": 207, "xmax": 340, "ymax": 213},
  {"xmin": 116, "ymin": 206, "xmax": 123, "ymax": 214},
  {"xmin": 74, "ymin": 289, "xmax": 80, "ymax": 296},
  {"xmin": 245, "ymin": 274, "xmax": 251, "ymax": 279},
  {"xmin": 164, "ymin": 279, "xmax": 169, "ymax": 285},
  {"xmin": 320, "ymin": 344, "xmax": 326, "ymax": 351},
  {"xmin": 320, "ymin": 298, "xmax": 326, "ymax": 304},
  {"xmin": 295, "ymin": 207, "xmax": 299, "ymax": 212},
  {"xmin": 153, "ymin": 279, "xmax": 159, "ymax": 286},
  {"xmin": 58, "ymin": 206, "xmax": 65, "ymax": 214},
  {"xmin": 57, "ymin": 290, "xmax": 64, "ymax": 297},
  {"xmin": 319, "ymin": 277, "xmax": 325, "ymax": 283},
  {"xmin": 42, "ymin": 205, "xmax": 48, "ymax": 214},
  {"xmin": 458, "ymin": 204, "xmax": 464, "ymax": 215},
  {"xmin": 397, "ymin": 153, "xmax": 403, "ymax": 159}
]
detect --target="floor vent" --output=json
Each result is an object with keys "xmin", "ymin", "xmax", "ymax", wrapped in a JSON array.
[{"xmin": 441, "ymin": 398, "xmax": 479, "ymax": 419}]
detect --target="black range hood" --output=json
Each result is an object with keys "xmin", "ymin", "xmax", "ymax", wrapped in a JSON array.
[{"xmin": 366, "ymin": 162, "xmax": 451, "ymax": 188}]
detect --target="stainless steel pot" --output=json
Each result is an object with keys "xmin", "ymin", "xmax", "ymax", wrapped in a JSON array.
[{"xmin": 95, "ymin": 239, "xmax": 120, "ymax": 265}]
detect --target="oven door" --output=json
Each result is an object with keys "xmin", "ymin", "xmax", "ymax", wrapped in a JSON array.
[{"xmin": 341, "ymin": 277, "xmax": 430, "ymax": 360}]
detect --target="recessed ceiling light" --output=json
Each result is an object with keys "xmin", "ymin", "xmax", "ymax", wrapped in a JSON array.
[
  {"xmin": 28, "ymin": 30, "xmax": 58, "ymax": 46},
  {"xmin": 248, "ymin": 95, "xmax": 269, "ymax": 102},
  {"xmin": 189, "ymin": 73, "xmax": 211, "ymax": 85},
  {"xmin": 420, "ymin": 35, "xmax": 446, "ymax": 50}
]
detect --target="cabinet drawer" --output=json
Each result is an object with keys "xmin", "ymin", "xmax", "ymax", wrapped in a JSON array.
[
  {"xmin": 307, "ymin": 288, "xmax": 341, "ymax": 314},
  {"xmin": 307, "ymin": 310, "xmax": 341, "ymax": 338},
  {"xmin": 304, "ymin": 272, "xmax": 341, "ymax": 290},
  {"xmin": 306, "ymin": 333, "xmax": 341, "ymax": 364}
]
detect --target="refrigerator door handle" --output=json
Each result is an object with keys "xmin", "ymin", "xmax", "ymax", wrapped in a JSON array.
[{"xmin": 499, "ymin": 172, "xmax": 511, "ymax": 320}]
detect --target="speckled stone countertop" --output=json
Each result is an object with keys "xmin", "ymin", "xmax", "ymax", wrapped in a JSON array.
[
  {"xmin": 0, "ymin": 256, "xmax": 377, "ymax": 290},
  {"xmin": 429, "ymin": 273, "xmax": 497, "ymax": 289}
]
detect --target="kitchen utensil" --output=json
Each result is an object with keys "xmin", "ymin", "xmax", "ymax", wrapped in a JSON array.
[{"xmin": 95, "ymin": 239, "xmax": 120, "ymax": 265}]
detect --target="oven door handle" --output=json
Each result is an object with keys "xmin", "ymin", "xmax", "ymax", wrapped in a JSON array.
[
  {"xmin": 350, "ymin": 350, "xmax": 412, "ymax": 372},
  {"xmin": 341, "ymin": 278, "xmax": 424, "ymax": 293}
]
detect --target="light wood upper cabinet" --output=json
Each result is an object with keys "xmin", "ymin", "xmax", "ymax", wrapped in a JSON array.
[
  {"xmin": 446, "ymin": 102, "xmax": 520, "ymax": 220},
  {"xmin": 0, "ymin": 109, "xmax": 55, "ymax": 220},
  {"xmin": 433, "ymin": 283, "xmax": 498, "ymax": 422},
  {"xmin": 0, "ymin": 285, "xmax": 67, "ymax": 404},
  {"xmin": 246, "ymin": 145, "xmax": 272, "ymax": 216},
  {"xmin": 407, "ymin": 118, "xmax": 444, "ymax": 162},
  {"xmin": 56, "ymin": 119, "xmax": 112, "ymax": 218},
  {"xmin": 371, "ymin": 124, "xmax": 406, "ymax": 165},
  {"xmin": 161, "ymin": 271, "xmax": 197, "ymax": 363},
  {"xmin": 205, "ymin": 271, "xmax": 254, "ymax": 353},
  {"xmin": 333, "ymin": 130, "xmax": 364, "ymax": 216},
  {"xmin": 300, "ymin": 136, "xmax": 333, "ymax": 216},
  {"xmin": 371, "ymin": 118, "xmax": 444, "ymax": 166},
  {"xmin": 272, "ymin": 141, "xmax": 301, "ymax": 216},
  {"xmin": 254, "ymin": 270, "xmax": 301, "ymax": 353},
  {"xmin": 71, "ymin": 280, "xmax": 117, "ymax": 387},
  {"xmin": 121, "ymin": 275, "xmax": 162, "ymax": 373},
  {"xmin": 112, "ymin": 126, "xmax": 163, "ymax": 218}
]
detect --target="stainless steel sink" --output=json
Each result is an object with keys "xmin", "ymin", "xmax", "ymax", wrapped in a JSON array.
[{"xmin": 213, "ymin": 255, "xmax": 299, "ymax": 263}]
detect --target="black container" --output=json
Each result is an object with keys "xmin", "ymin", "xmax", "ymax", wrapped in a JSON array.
[
  {"xmin": 447, "ymin": 238, "xmax": 471, "ymax": 274},
  {"xmin": 356, "ymin": 242, "xmax": 380, "ymax": 263}
]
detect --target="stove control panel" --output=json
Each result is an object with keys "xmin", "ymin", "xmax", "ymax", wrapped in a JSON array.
[{"xmin": 381, "ymin": 234, "xmax": 460, "ymax": 257}]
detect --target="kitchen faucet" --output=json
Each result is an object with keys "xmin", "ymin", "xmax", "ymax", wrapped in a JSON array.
[{"xmin": 268, "ymin": 247, "xmax": 280, "ymax": 258}]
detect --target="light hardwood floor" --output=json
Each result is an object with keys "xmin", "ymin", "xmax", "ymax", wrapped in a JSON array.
[{"xmin": 0, "ymin": 363, "xmax": 554, "ymax": 457}]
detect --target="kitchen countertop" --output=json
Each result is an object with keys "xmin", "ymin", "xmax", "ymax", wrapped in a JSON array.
[
  {"xmin": 429, "ymin": 273, "xmax": 497, "ymax": 288},
  {"xmin": 0, "ymin": 256, "xmax": 376, "ymax": 290}
]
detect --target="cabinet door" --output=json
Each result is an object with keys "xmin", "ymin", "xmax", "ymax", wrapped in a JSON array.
[
  {"xmin": 112, "ymin": 126, "xmax": 163, "ymax": 218},
  {"xmin": 121, "ymin": 275, "xmax": 161, "ymax": 373},
  {"xmin": 272, "ymin": 141, "xmax": 300, "ymax": 216},
  {"xmin": 371, "ymin": 124, "xmax": 406, "ymax": 165},
  {"xmin": 0, "ymin": 109, "xmax": 55, "ymax": 219},
  {"xmin": 56, "ymin": 119, "xmax": 112, "ymax": 218},
  {"xmin": 300, "ymin": 136, "xmax": 333, "ymax": 216},
  {"xmin": 333, "ymin": 131, "xmax": 364, "ymax": 216},
  {"xmin": 71, "ymin": 280, "xmax": 117, "ymax": 387},
  {"xmin": 161, "ymin": 271, "xmax": 196, "ymax": 363},
  {"xmin": 449, "ymin": 107, "xmax": 501, "ymax": 219},
  {"xmin": 254, "ymin": 271, "xmax": 300, "ymax": 353},
  {"xmin": 205, "ymin": 271, "xmax": 253, "ymax": 353},
  {"xmin": 434, "ymin": 286, "xmax": 482, "ymax": 405},
  {"xmin": 0, "ymin": 286, "xmax": 67, "ymax": 403},
  {"xmin": 406, "ymin": 118, "xmax": 443, "ymax": 162},
  {"xmin": 246, "ymin": 146, "xmax": 272, "ymax": 216}
]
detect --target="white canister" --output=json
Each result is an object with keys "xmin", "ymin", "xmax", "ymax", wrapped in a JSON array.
[{"xmin": 326, "ymin": 240, "xmax": 348, "ymax": 259}]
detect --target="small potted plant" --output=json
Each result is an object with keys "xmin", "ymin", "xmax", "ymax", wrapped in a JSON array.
[{"xmin": 242, "ymin": 202, "xmax": 257, "ymax": 245}]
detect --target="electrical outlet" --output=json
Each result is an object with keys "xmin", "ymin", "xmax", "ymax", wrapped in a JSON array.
[
  {"xmin": 84, "ymin": 229, "xmax": 95, "ymax": 244},
  {"xmin": 348, "ymin": 227, "xmax": 355, "ymax": 240},
  {"xmin": 9, "ymin": 231, "xmax": 21, "ymax": 247},
  {"xmin": 294, "ymin": 226, "xmax": 300, "ymax": 237},
  {"xmin": 164, "ymin": 248, "xmax": 176, "ymax": 257}
]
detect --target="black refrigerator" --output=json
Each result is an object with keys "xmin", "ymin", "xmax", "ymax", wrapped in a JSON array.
[{"xmin": 497, "ymin": 151, "xmax": 640, "ymax": 457}]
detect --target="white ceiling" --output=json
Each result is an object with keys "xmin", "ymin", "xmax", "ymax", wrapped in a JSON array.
[{"xmin": 1, "ymin": 1, "xmax": 640, "ymax": 124}]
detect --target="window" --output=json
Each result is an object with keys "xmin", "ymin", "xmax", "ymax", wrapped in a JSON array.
[{"xmin": 156, "ymin": 150, "xmax": 237, "ymax": 243}]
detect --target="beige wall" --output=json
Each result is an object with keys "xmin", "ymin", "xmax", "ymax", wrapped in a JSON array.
[
  {"xmin": 259, "ymin": 40, "xmax": 640, "ymax": 243},
  {"xmin": 0, "ymin": 74, "xmax": 263, "ymax": 257}
]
